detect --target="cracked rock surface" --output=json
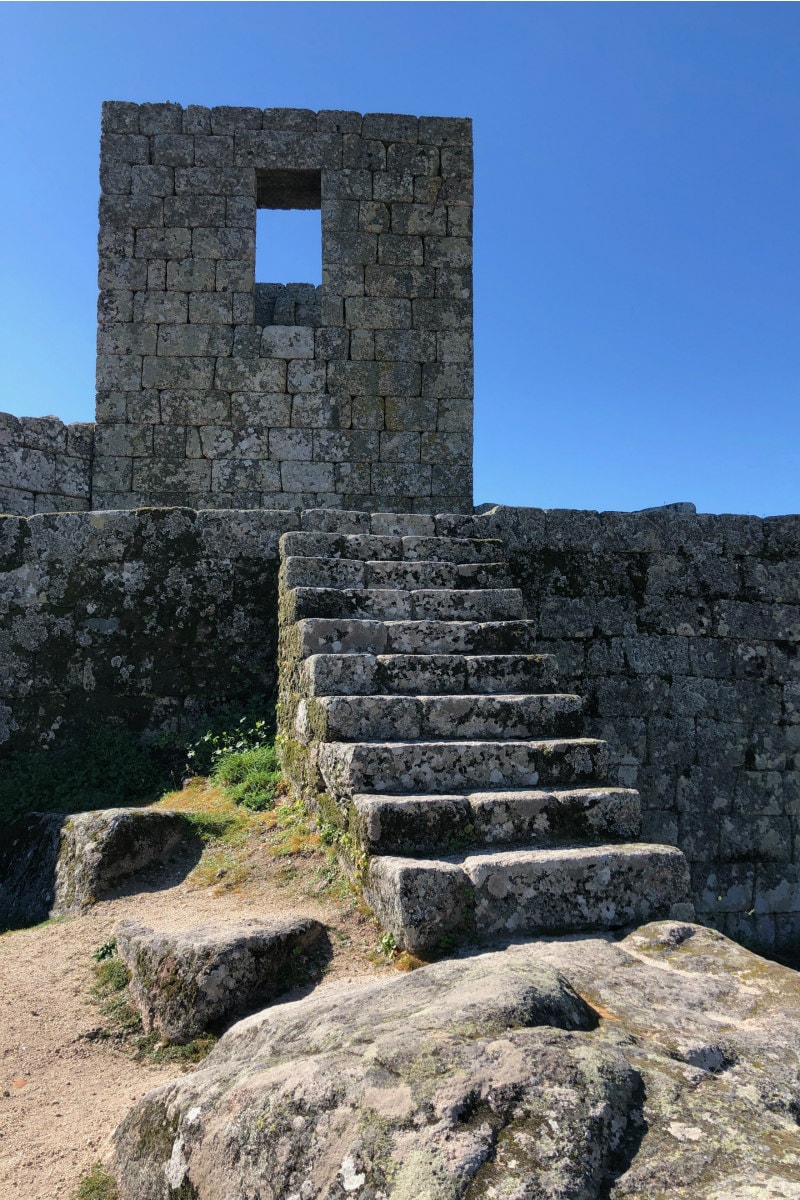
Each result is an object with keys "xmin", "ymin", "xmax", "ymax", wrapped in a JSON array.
[{"xmin": 111, "ymin": 921, "xmax": 800, "ymax": 1199}]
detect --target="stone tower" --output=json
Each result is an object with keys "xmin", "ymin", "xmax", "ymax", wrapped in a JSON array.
[{"xmin": 94, "ymin": 103, "xmax": 474, "ymax": 513}]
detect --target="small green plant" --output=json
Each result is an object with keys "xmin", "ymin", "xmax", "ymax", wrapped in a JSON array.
[
  {"xmin": 183, "ymin": 713, "xmax": 273, "ymax": 775},
  {"xmin": 213, "ymin": 742, "xmax": 282, "ymax": 811},
  {"xmin": 73, "ymin": 1163, "xmax": 119, "ymax": 1200},
  {"xmin": 92, "ymin": 938, "xmax": 117, "ymax": 962},
  {"xmin": 378, "ymin": 931, "xmax": 398, "ymax": 958},
  {"xmin": 93, "ymin": 955, "xmax": 133, "ymax": 997}
]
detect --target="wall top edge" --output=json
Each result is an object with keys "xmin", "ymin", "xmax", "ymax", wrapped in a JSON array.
[
  {"xmin": 0, "ymin": 411, "xmax": 93, "ymax": 432},
  {"xmin": 479, "ymin": 503, "xmax": 800, "ymax": 525},
  {"xmin": 101, "ymin": 101, "xmax": 472, "ymax": 123},
  {"xmin": 1, "ymin": 503, "xmax": 798, "ymax": 528}
]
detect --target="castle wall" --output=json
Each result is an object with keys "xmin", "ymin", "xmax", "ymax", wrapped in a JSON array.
[
  {"xmin": 93, "ymin": 103, "xmax": 474, "ymax": 514},
  {"xmin": 0, "ymin": 507, "xmax": 291, "ymax": 751},
  {"xmin": 0, "ymin": 415, "xmax": 93, "ymax": 516},
  {"xmin": 486, "ymin": 505, "xmax": 800, "ymax": 956},
  {"xmin": 2, "ymin": 501, "xmax": 798, "ymax": 953}
]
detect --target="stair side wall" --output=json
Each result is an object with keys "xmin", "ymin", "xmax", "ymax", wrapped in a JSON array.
[{"xmin": 485, "ymin": 504, "xmax": 800, "ymax": 958}]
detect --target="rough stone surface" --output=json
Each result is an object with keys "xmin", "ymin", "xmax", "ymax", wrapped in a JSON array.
[
  {"xmin": 115, "ymin": 916, "xmax": 326, "ymax": 1042},
  {"xmin": 364, "ymin": 844, "xmax": 691, "ymax": 954},
  {"xmin": 351, "ymin": 786, "xmax": 641, "ymax": 854},
  {"xmin": 463, "ymin": 842, "xmax": 691, "ymax": 937},
  {"xmin": 0, "ymin": 413, "xmax": 93, "ymax": 516},
  {"xmin": 0, "ymin": 808, "xmax": 196, "ymax": 928},
  {"xmin": 278, "ymin": 522, "xmax": 692, "ymax": 952},
  {"xmin": 484, "ymin": 504, "xmax": 800, "ymax": 957},
  {"xmin": 0, "ymin": 506, "xmax": 294, "ymax": 750},
  {"xmin": 89, "ymin": 103, "xmax": 474, "ymax": 514},
  {"xmin": 111, "ymin": 923, "xmax": 800, "ymax": 1199},
  {"xmin": 318, "ymin": 736, "xmax": 611, "ymax": 797}
]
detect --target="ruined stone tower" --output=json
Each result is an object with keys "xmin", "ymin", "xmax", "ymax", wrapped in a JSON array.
[{"xmin": 94, "ymin": 102, "xmax": 474, "ymax": 513}]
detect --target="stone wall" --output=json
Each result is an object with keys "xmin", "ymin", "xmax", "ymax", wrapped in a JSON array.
[
  {"xmin": 0, "ymin": 414, "xmax": 93, "ymax": 516},
  {"xmin": 94, "ymin": 102, "xmax": 474, "ymax": 514},
  {"xmin": 484, "ymin": 504, "xmax": 800, "ymax": 956},
  {"xmin": 0, "ymin": 507, "xmax": 296, "ymax": 751},
  {"xmin": 3, "ymin": 500, "xmax": 799, "ymax": 955}
]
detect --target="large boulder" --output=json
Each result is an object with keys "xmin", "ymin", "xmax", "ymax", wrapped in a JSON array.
[
  {"xmin": 112, "ymin": 922, "xmax": 800, "ymax": 1199},
  {"xmin": 0, "ymin": 808, "xmax": 198, "ymax": 928},
  {"xmin": 115, "ymin": 917, "xmax": 328, "ymax": 1043}
]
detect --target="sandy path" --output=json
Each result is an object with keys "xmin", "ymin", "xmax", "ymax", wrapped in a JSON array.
[{"xmin": 0, "ymin": 853, "xmax": 387, "ymax": 1200}]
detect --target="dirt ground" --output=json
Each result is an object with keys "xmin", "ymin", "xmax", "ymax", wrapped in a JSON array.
[{"xmin": 0, "ymin": 825, "xmax": 392, "ymax": 1200}]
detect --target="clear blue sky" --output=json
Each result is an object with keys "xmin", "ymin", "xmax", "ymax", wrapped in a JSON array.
[{"xmin": 1, "ymin": 2, "xmax": 797, "ymax": 515}]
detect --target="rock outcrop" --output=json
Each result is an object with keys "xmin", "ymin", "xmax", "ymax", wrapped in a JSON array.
[
  {"xmin": 116, "ymin": 917, "xmax": 327, "ymax": 1043},
  {"xmin": 0, "ymin": 808, "xmax": 198, "ymax": 928},
  {"xmin": 112, "ymin": 921, "xmax": 800, "ymax": 1199}
]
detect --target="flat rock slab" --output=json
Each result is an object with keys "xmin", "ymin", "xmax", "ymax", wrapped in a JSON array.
[
  {"xmin": 0, "ymin": 808, "xmax": 197, "ymax": 928},
  {"xmin": 365, "ymin": 843, "xmax": 691, "ymax": 953},
  {"xmin": 115, "ymin": 916, "xmax": 327, "ymax": 1043},
  {"xmin": 112, "ymin": 922, "xmax": 800, "ymax": 1199}
]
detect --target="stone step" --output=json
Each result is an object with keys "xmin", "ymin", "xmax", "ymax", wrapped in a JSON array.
[
  {"xmin": 280, "ymin": 531, "xmax": 504, "ymax": 564},
  {"xmin": 351, "ymin": 786, "xmax": 641, "ymax": 854},
  {"xmin": 364, "ymin": 843, "xmax": 692, "ymax": 954},
  {"xmin": 281, "ymin": 556, "xmax": 510, "ymax": 592},
  {"xmin": 298, "ymin": 693, "xmax": 582, "ymax": 743},
  {"xmin": 369, "ymin": 513, "xmax": 438, "ymax": 537},
  {"xmin": 370, "ymin": 514, "xmax": 490, "ymax": 538},
  {"xmin": 286, "ymin": 587, "xmax": 524, "ymax": 623},
  {"xmin": 296, "ymin": 618, "xmax": 537, "ymax": 658},
  {"xmin": 296, "ymin": 510, "xmax": 490, "ymax": 539},
  {"xmin": 301, "ymin": 653, "xmax": 559, "ymax": 697},
  {"xmin": 318, "ymin": 737, "xmax": 610, "ymax": 797}
]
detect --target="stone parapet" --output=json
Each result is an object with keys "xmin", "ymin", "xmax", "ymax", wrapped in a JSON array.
[{"xmin": 0, "ymin": 413, "xmax": 93, "ymax": 515}]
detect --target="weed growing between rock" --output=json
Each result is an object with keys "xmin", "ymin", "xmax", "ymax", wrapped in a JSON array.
[
  {"xmin": 72, "ymin": 1163, "xmax": 119, "ymax": 1200},
  {"xmin": 212, "ymin": 740, "xmax": 282, "ymax": 812},
  {"xmin": 87, "ymin": 944, "xmax": 216, "ymax": 1067}
]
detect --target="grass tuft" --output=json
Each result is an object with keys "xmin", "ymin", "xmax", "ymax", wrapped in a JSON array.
[
  {"xmin": 212, "ymin": 743, "xmax": 283, "ymax": 811},
  {"xmin": 73, "ymin": 1164, "xmax": 119, "ymax": 1200}
]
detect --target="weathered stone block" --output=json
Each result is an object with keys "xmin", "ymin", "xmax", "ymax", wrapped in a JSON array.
[
  {"xmin": 151, "ymin": 133, "xmax": 194, "ymax": 167},
  {"xmin": 101, "ymin": 132, "xmax": 149, "ymax": 164},
  {"xmin": 260, "ymin": 325, "xmax": 314, "ymax": 359},
  {"xmin": 214, "ymin": 357, "xmax": 286, "ymax": 392},
  {"xmin": 345, "ymin": 296, "xmax": 411, "ymax": 329},
  {"xmin": 281, "ymin": 461, "xmax": 334, "ymax": 493},
  {"xmin": 157, "ymin": 324, "xmax": 233, "ymax": 357},
  {"xmin": 97, "ymin": 322, "xmax": 157, "ymax": 356}
]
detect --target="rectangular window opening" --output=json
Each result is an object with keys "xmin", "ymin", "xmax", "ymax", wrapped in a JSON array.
[{"xmin": 255, "ymin": 168, "xmax": 322, "ymax": 288}]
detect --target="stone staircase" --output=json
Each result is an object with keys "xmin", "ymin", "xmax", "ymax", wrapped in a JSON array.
[{"xmin": 277, "ymin": 510, "xmax": 693, "ymax": 955}]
